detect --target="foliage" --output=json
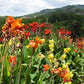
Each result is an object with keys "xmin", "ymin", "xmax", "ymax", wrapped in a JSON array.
[{"xmin": 0, "ymin": 16, "xmax": 84, "ymax": 84}]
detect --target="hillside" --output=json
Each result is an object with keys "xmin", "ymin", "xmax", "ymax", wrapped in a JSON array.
[{"xmin": 22, "ymin": 5, "xmax": 84, "ymax": 18}]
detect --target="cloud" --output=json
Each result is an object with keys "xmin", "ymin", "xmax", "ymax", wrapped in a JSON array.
[{"xmin": 0, "ymin": 0, "xmax": 84, "ymax": 16}]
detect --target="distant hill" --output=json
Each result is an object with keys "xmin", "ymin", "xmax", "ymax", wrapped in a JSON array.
[{"xmin": 22, "ymin": 5, "xmax": 84, "ymax": 18}]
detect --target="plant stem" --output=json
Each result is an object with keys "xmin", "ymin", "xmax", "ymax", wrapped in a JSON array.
[
  {"xmin": 0, "ymin": 63, "xmax": 4, "ymax": 84},
  {"xmin": 39, "ymin": 71, "xmax": 45, "ymax": 81},
  {"xmin": 18, "ymin": 47, "xmax": 23, "ymax": 84},
  {"xmin": 25, "ymin": 49, "xmax": 35, "ymax": 84},
  {"xmin": 10, "ymin": 68, "xmax": 12, "ymax": 84},
  {"xmin": 28, "ymin": 48, "xmax": 35, "ymax": 69}
]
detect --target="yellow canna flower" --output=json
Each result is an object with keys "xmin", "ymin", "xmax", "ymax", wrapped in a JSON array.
[
  {"xmin": 60, "ymin": 53, "xmax": 66, "ymax": 60},
  {"xmin": 9, "ymin": 38, "xmax": 15, "ymax": 45},
  {"xmin": 0, "ymin": 44, "xmax": 3, "ymax": 49},
  {"xmin": 48, "ymin": 53, "xmax": 54, "ymax": 62},
  {"xmin": 64, "ymin": 48, "xmax": 71, "ymax": 53},
  {"xmin": 40, "ymin": 39, "xmax": 45, "ymax": 43},
  {"xmin": 49, "ymin": 39, "xmax": 54, "ymax": 44},
  {"xmin": 37, "ymin": 52, "xmax": 45, "ymax": 59},
  {"xmin": 68, "ymin": 81, "xmax": 72, "ymax": 84},
  {"xmin": 68, "ymin": 72, "xmax": 73, "ymax": 79},
  {"xmin": 62, "ymin": 63, "xmax": 70, "ymax": 71},
  {"xmin": 26, "ymin": 45, "xmax": 31, "ymax": 49}
]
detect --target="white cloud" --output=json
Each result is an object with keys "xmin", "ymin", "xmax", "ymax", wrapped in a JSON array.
[
  {"xmin": 70, "ymin": 0, "xmax": 84, "ymax": 5},
  {"xmin": 0, "ymin": 0, "xmax": 84, "ymax": 16}
]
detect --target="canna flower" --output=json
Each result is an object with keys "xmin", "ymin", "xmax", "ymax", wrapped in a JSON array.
[
  {"xmin": 67, "ymin": 72, "xmax": 73, "ymax": 80},
  {"xmin": 49, "ymin": 39, "xmax": 54, "ymax": 52},
  {"xmin": 44, "ymin": 29, "xmax": 51, "ymax": 35},
  {"xmin": 35, "ymin": 37, "xmax": 40, "ymax": 43},
  {"xmin": 26, "ymin": 37, "xmax": 42, "ymax": 51},
  {"xmin": 26, "ymin": 45, "xmax": 31, "ymax": 49},
  {"xmin": 60, "ymin": 70, "xmax": 68, "ymax": 78},
  {"xmin": 25, "ymin": 25, "xmax": 29, "ymax": 29},
  {"xmin": 49, "ymin": 39, "xmax": 54, "ymax": 44},
  {"xmin": 73, "ymin": 49, "xmax": 78, "ymax": 53},
  {"xmin": 48, "ymin": 53, "xmax": 54, "ymax": 62},
  {"xmin": 62, "ymin": 63, "xmax": 70, "ymax": 71},
  {"xmin": 37, "ymin": 52, "xmax": 45, "ymax": 59},
  {"xmin": 40, "ymin": 39, "xmax": 45, "ymax": 44},
  {"xmin": 60, "ymin": 53, "xmax": 66, "ymax": 60},
  {"xmin": 6, "ymin": 16, "xmax": 15, "ymax": 24},
  {"xmin": 0, "ymin": 44, "xmax": 3, "ymax": 49},
  {"xmin": 52, "ymin": 67, "xmax": 62, "ymax": 75},
  {"xmin": 64, "ymin": 48, "xmax": 71, "ymax": 53},
  {"xmin": 24, "ymin": 32, "xmax": 30, "ymax": 39},
  {"xmin": 9, "ymin": 38, "xmax": 15, "ymax": 45},
  {"xmin": 40, "ymin": 23, "xmax": 45, "ymax": 27},
  {"xmin": 0, "ymin": 37, "xmax": 2, "ymax": 42},
  {"xmin": 9, "ymin": 55, "xmax": 17, "ymax": 66},
  {"xmin": 68, "ymin": 81, "xmax": 72, "ymax": 84},
  {"xmin": 43, "ymin": 64, "xmax": 51, "ymax": 72}
]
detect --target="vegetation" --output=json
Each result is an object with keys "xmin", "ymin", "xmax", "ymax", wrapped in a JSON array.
[{"xmin": 0, "ymin": 16, "xmax": 84, "ymax": 84}]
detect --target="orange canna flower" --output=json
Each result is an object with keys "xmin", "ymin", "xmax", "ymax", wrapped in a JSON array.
[
  {"xmin": 60, "ymin": 70, "xmax": 68, "ymax": 78},
  {"xmin": 54, "ymin": 67, "xmax": 62, "ymax": 74},
  {"xmin": 6, "ymin": 16, "xmax": 15, "ymax": 24},
  {"xmin": 53, "ymin": 33, "xmax": 55, "ymax": 36},
  {"xmin": 43, "ymin": 64, "xmax": 51, "ymax": 72},
  {"xmin": 29, "ymin": 23, "xmax": 32, "ymax": 26},
  {"xmin": 35, "ymin": 37, "xmax": 40, "ymax": 42},
  {"xmin": 9, "ymin": 55, "xmax": 17, "ymax": 65},
  {"xmin": 40, "ymin": 23, "xmax": 45, "ymax": 27}
]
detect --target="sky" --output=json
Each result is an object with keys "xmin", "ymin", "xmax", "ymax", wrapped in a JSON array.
[{"xmin": 0, "ymin": 0, "xmax": 84, "ymax": 16}]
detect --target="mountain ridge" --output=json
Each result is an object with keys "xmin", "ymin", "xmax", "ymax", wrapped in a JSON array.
[{"xmin": 22, "ymin": 5, "xmax": 84, "ymax": 18}]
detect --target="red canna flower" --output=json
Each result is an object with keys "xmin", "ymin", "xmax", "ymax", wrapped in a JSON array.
[
  {"xmin": 73, "ymin": 49, "xmax": 78, "ymax": 53},
  {"xmin": 43, "ymin": 64, "xmax": 51, "ymax": 72},
  {"xmin": 44, "ymin": 29, "xmax": 51, "ymax": 35},
  {"xmin": 25, "ymin": 32, "xmax": 30, "ymax": 39},
  {"xmin": 76, "ymin": 38, "xmax": 79, "ymax": 42},
  {"xmin": 25, "ymin": 25, "xmax": 29, "ymax": 29},
  {"xmin": 46, "ymin": 24, "xmax": 49, "ymax": 28},
  {"xmin": 0, "ymin": 37, "xmax": 2, "ymax": 42},
  {"xmin": 31, "ymin": 27, "xmax": 36, "ymax": 33},
  {"xmin": 63, "ymin": 78, "xmax": 66, "ymax": 84}
]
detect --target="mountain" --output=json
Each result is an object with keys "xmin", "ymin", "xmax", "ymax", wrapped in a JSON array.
[{"xmin": 22, "ymin": 5, "xmax": 84, "ymax": 18}]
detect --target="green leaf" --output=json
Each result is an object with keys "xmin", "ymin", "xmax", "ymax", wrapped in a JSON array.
[
  {"xmin": 37, "ymin": 79, "xmax": 42, "ymax": 84},
  {"xmin": 30, "ymin": 74, "xmax": 37, "ymax": 80},
  {"xmin": 4, "ymin": 56, "xmax": 10, "ymax": 77}
]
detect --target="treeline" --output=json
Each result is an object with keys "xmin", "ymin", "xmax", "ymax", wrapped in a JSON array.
[
  {"xmin": 48, "ymin": 12, "xmax": 84, "ymax": 38},
  {"xmin": 0, "ymin": 12, "xmax": 84, "ymax": 38}
]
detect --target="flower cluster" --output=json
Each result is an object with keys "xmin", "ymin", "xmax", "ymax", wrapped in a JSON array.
[
  {"xmin": 26, "ymin": 37, "xmax": 45, "ymax": 51},
  {"xmin": 59, "ymin": 28, "xmax": 72, "ymax": 35},
  {"xmin": 43, "ymin": 64, "xmax": 51, "ymax": 72},
  {"xmin": 76, "ymin": 38, "xmax": 84, "ymax": 50},
  {"xmin": 29, "ymin": 22, "xmax": 45, "ymax": 33},
  {"xmin": 44, "ymin": 29, "xmax": 51, "ymax": 35},
  {"xmin": 48, "ymin": 40, "xmax": 54, "ymax": 62},
  {"xmin": 51, "ymin": 62, "xmax": 73, "ymax": 84}
]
